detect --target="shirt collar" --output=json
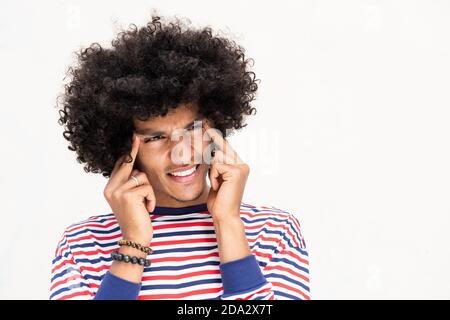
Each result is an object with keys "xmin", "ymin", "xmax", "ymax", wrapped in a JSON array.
[{"xmin": 150, "ymin": 203, "xmax": 209, "ymax": 215}]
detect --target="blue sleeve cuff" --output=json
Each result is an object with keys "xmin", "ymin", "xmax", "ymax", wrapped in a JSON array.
[
  {"xmin": 219, "ymin": 253, "xmax": 268, "ymax": 295},
  {"xmin": 93, "ymin": 271, "xmax": 141, "ymax": 300}
]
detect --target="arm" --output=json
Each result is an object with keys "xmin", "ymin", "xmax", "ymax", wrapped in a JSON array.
[
  {"xmin": 219, "ymin": 253, "xmax": 275, "ymax": 299},
  {"xmin": 93, "ymin": 243, "xmax": 148, "ymax": 300},
  {"xmin": 50, "ymin": 229, "xmax": 148, "ymax": 300},
  {"xmin": 213, "ymin": 217, "xmax": 274, "ymax": 299},
  {"xmin": 50, "ymin": 232, "xmax": 95, "ymax": 300},
  {"xmin": 202, "ymin": 122, "xmax": 310, "ymax": 299},
  {"xmin": 94, "ymin": 134, "xmax": 155, "ymax": 299},
  {"xmin": 261, "ymin": 213, "xmax": 310, "ymax": 300},
  {"xmin": 216, "ymin": 214, "xmax": 310, "ymax": 300}
]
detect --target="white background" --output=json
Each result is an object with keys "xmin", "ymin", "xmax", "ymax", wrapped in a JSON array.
[{"xmin": 1, "ymin": 0, "xmax": 449, "ymax": 299}]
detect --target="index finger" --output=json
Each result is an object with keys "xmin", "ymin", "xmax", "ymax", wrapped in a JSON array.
[
  {"xmin": 203, "ymin": 120, "xmax": 242, "ymax": 163},
  {"xmin": 110, "ymin": 133, "xmax": 141, "ymax": 182}
]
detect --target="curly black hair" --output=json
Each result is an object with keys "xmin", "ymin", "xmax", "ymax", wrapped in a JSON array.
[{"xmin": 57, "ymin": 13, "xmax": 259, "ymax": 178}]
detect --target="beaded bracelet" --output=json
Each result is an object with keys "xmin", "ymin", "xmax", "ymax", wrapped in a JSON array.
[
  {"xmin": 111, "ymin": 251, "xmax": 151, "ymax": 267},
  {"xmin": 118, "ymin": 239, "xmax": 153, "ymax": 255}
]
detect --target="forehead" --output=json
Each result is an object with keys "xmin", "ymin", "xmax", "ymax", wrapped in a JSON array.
[{"xmin": 133, "ymin": 103, "xmax": 199, "ymax": 129}]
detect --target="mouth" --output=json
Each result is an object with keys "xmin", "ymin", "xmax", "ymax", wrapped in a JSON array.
[{"xmin": 167, "ymin": 164, "xmax": 201, "ymax": 183}]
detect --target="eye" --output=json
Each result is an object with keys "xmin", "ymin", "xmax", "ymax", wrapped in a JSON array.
[{"xmin": 144, "ymin": 135, "xmax": 164, "ymax": 143}]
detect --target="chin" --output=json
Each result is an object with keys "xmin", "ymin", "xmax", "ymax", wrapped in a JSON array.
[{"xmin": 171, "ymin": 184, "xmax": 205, "ymax": 202}]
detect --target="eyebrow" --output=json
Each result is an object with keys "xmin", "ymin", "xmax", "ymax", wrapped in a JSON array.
[{"xmin": 135, "ymin": 116, "xmax": 204, "ymax": 136}]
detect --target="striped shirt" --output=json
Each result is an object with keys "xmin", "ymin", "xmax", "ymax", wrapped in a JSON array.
[{"xmin": 50, "ymin": 202, "xmax": 310, "ymax": 300}]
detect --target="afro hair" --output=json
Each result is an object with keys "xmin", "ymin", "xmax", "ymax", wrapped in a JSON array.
[{"xmin": 57, "ymin": 13, "xmax": 259, "ymax": 178}]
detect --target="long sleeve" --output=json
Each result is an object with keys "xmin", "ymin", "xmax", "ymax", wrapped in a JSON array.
[
  {"xmin": 261, "ymin": 213, "xmax": 310, "ymax": 300},
  {"xmin": 218, "ymin": 213, "xmax": 310, "ymax": 300},
  {"xmin": 51, "ymin": 232, "xmax": 142, "ymax": 300},
  {"xmin": 93, "ymin": 271, "xmax": 141, "ymax": 300},
  {"xmin": 50, "ymin": 207, "xmax": 309, "ymax": 300},
  {"xmin": 219, "ymin": 253, "xmax": 275, "ymax": 299},
  {"xmin": 50, "ymin": 232, "xmax": 95, "ymax": 300}
]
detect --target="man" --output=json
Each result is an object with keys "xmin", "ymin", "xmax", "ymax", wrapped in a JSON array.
[{"xmin": 51, "ymin": 13, "xmax": 310, "ymax": 300}]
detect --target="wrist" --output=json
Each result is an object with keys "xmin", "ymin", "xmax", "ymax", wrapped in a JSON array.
[
  {"xmin": 213, "ymin": 217, "xmax": 251, "ymax": 264},
  {"xmin": 120, "ymin": 233, "xmax": 152, "ymax": 245},
  {"xmin": 213, "ymin": 216, "xmax": 244, "ymax": 229},
  {"xmin": 117, "ymin": 245, "xmax": 149, "ymax": 259}
]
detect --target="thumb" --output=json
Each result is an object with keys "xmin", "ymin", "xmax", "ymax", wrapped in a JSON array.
[
  {"xmin": 146, "ymin": 197, "xmax": 155, "ymax": 213},
  {"xmin": 145, "ymin": 186, "xmax": 156, "ymax": 213},
  {"xmin": 208, "ymin": 165, "xmax": 220, "ymax": 191},
  {"xmin": 207, "ymin": 182, "xmax": 217, "ymax": 201}
]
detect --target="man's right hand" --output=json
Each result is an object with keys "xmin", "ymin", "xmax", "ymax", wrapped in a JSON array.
[{"xmin": 103, "ymin": 133, "xmax": 155, "ymax": 245}]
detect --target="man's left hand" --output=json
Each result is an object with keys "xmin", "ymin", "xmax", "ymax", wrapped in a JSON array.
[{"xmin": 203, "ymin": 121, "xmax": 250, "ymax": 223}]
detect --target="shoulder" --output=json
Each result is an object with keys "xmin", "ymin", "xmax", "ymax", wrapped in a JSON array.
[
  {"xmin": 240, "ymin": 202, "xmax": 303, "ymax": 224},
  {"xmin": 240, "ymin": 202, "xmax": 307, "ymax": 249},
  {"xmin": 64, "ymin": 213, "xmax": 118, "ymax": 237},
  {"xmin": 54, "ymin": 213, "xmax": 119, "ymax": 256}
]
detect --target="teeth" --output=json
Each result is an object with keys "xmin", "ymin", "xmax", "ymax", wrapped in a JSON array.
[{"xmin": 169, "ymin": 165, "xmax": 197, "ymax": 177}]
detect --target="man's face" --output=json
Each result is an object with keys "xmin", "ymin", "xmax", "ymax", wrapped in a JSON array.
[{"xmin": 133, "ymin": 104, "xmax": 212, "ymax": 207}]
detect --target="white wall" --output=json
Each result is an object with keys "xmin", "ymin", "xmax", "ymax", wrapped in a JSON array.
[{"xmin": 0, "ymin": 0, "xmax": 449, "ymax": 299}]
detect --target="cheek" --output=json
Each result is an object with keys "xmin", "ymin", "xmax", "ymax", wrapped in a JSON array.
[{"xmin": 137, "ymin": 154, "xmax": 165, "ymax": 178}]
